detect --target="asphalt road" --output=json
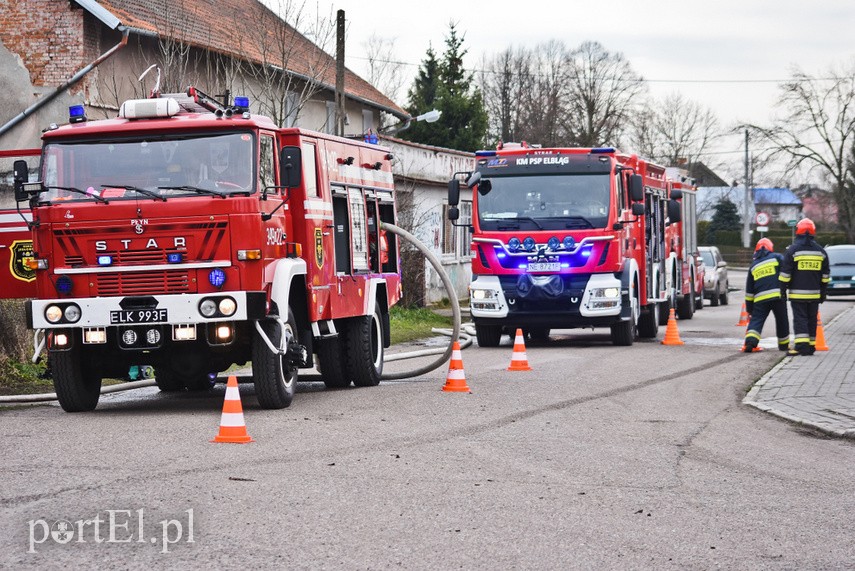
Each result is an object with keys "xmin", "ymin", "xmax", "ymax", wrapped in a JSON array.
[{"xmin": 2, "ymin": 272, "xmax": 854, "ymax": 569}]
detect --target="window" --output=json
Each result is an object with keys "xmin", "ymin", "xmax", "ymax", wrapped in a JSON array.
[
  {"xmin": 325, "ymin": 102, "xmax": 336, "ymax": 135},
  {"xmin": 301, "ymin": 142, "xmax": 318, "ymax": 197},
  {"xmin": 362, "ymin": 109, "xmax": 374, "ymax": 135},
  {"xmin": 260, "ymin": 135, "xmax": 275, "ymax": 192},
  {"xmin": 349, "ymin": 188, "xmax": 369, "ymax": 271},
  {"xmin": 441, "ymin": 200, "xmax": 473, "ymax": 259}
]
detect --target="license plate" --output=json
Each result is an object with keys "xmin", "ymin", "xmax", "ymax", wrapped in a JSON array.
[
  {"xmin": 528, "ymin": 262, "xmax": 560, "ymax": 272},
  {"xmin": 831, "ymin": 283, "xmax": 850, "ymax": 288},
  {"xmin": 110, "ymin": 308, "xmax": 168, "ymax": 324}
]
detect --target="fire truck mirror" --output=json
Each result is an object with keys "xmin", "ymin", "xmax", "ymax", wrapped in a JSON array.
[
  {"xmin": 13, "ymin": 160, "xmax": 28, "ymax": 201},
  {"xmin": 631, "ymin": 202, "xmax": 645, "ymax": 216},
  {"xmin": 476, "ymin": 179, "xmax": 492, "ymax": 196},
  {"xmin": 667, "ymin": 199, "xmax": 682, "ymax": 223},
  {"xmin": 448, "ymin": 179, "xmax": 460, "ymax": 206},
  {"xmin": 279, "ymin": 146, "xmax": 302, "ymax": 188},
  {"xmin": 465, "ymin": 171, "xmax": 481, "ymax": 189},
  {"xmin": 629, "ymin": 174, "xmax": 644, "ymax": 202},
  {"xmin": 448, "ymin": 205, "xmax": 460, "ymax": 221},
  {"xmin": 669, "ymin": 188, "xmax": 683, "ymax": 200}
]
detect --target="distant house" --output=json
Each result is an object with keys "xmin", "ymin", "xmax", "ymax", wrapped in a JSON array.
[
  {"xmin": 684, "ymin": 162, "xmax": 728, "ymax": 188},
  {"xmin": 754, "ymin": 188, "xmax": 802, "ymax": 224},
  {"xmin": 796, "ymin": 185, "xmax": 838, "ymax": 228}
]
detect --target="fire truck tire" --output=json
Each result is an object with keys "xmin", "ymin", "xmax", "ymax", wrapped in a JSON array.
[
  {"xmin": 677, "ymin": 288, "xmax": 695, "ymax": 320},
  {"xmin": 527, "ymin": 328, "xmax": 550, "ymax": 342},
  {"xmin": 610, "ymin": 291, "xmax": 638, "ymax": 346},
  {"xmin": 317, "ymin": 337, "xmax": 351, "ymax": 389},
  {"xmin": 658, "ymin": 300, "xmax": 670, "ymax": 326},
  {"xmin": 154, "ymin": 367, "xmax": 186, "ymax": 392},
  {"xmin": 253, "ymin": 309, "xmax": 297, "ymax": 409},
  {"xmin": 475, "ymin": 323, "xmax": 502, "ymax": 347},
  {"xmin": 695, "ymin": 287, "xmax": 704, "ymax": 310},
  {"xmin": 344, "ymin": 307, "xmax": 384, "ymax": 387},
  {"xmin": 50, "ymin": 345, "xmax": 101, "ymax": 412},
  {"xmin": 638, "ymin": 302, "xmax": 659, "ymax": 338}
]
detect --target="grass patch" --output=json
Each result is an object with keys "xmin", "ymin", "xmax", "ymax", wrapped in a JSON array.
[
  {"xmin": 389, "ymin": 305, "xmax": 452, "ymax": 345},
  {"xmin": 0, "ymin": 359, "xmax": 52, "ymax": 396}
]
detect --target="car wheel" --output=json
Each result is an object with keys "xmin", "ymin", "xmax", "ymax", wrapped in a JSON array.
[
  {"xmin": 710, "ymin": 282, "xmax": 720, "ymax": 307},
  {"xmin": 720, "ymin": 282, "xmax": 729, "ymax": 305}
]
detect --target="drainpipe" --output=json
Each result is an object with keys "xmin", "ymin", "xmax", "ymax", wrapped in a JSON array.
[{"xmin": 0, "ymin": 26, "xmax": 130, "ymax": 139}]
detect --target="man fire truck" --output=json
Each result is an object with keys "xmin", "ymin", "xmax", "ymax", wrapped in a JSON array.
[
  {"xmin": 0, "ymin": 88, "xmax": 401, "ymax": 411},
  {"xmin": 448, "ymin": 143, "xmax": 685, "ymax": 347},
  {"xmin": 662, "ymin": 173, "xmax": 704, "ymax": 322}
]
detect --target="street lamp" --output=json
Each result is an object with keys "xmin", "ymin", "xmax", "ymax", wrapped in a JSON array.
[{"xmin": 380, "ymin": 109, "xmax": 441, "ymax": 136}]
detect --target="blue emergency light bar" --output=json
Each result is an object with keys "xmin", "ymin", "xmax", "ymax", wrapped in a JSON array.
[
  {"xmin": 69, "ymin": 104, "xmax": 87, "ymax": 124},
  {"xmin": 167, "ymin": 252, "xmax": 183, "ymax": 264},
  {"xmin": 234, "ymin": 96, "xmax": 250, "ymax": 110},
  {"xmin": 590, "ymin": 147, "xmax": 616, "ymax": 154},
  {"xmin": 475, "ymin": 150, "xmax": 497, "ymax": 157},
  {"xmin": 97, "ymin": 255, "xmax": 113, "ymax": 266}
]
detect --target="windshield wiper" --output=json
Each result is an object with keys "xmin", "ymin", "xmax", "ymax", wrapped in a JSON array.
[
  {"xmin": 540, "ymin": 215, "xmax": 594, "ymax": 229},
  {"xmin": 102, "ymin": 184, "xmax": 166, "ymax": 202},
  {"xmin": 44, "ymin": 185, "xmax": 108, "ymax": 204},
  {"xmin": 158, "ymin": 185, "xmax": 227, "ymax": 198},
  {"xmin": 492, "ymin": 216, "xmax": 545, "ymax": 230}
]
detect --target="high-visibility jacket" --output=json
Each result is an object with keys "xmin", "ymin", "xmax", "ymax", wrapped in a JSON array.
[
  {"xmin": 745, "ymin": 249, "xmax": 783, "ymax": 313},
  {"xmin": 779, "ymin": 235, "xmax": 830, "ymax": 301}
]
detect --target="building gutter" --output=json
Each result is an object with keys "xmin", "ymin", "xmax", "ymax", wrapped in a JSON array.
[{"xmin": 0, "ymin": 20, "xmax": 129, "ymax": 139}]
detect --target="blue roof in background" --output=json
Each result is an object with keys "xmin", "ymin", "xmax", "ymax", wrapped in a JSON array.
[{"xmin": 754, "ymin": 187, "xmax": 802, "ymax": 205}]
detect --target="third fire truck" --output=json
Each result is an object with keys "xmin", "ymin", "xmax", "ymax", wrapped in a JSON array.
[{"xmin": 448, "ymin": 143, "xmax": 693, "ymax": 347}]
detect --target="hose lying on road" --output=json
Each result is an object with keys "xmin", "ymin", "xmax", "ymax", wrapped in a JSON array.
[{"xmin": 0, "ymin": 222, "xmax": 465, "ymax": 403}]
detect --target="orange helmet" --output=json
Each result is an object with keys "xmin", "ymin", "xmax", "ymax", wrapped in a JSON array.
[
  {"xmin": 755, "ymin": 237, "xmax": 774, "ymax": 252},
  {"xmin": 796, "ymin": 218, "xmax": 816, "ymax": 236}
]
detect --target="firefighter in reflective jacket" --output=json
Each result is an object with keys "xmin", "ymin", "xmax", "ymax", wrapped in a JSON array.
[
  {"xmin": 743, "ymin": 238, "xmax": 789, "ymax": 353},
  {"xmin": 779, "ymin": 218, "xmax": 830, "ymax": 356}
]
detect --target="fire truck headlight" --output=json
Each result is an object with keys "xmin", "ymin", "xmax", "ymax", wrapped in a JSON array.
[
  {"xmin": 218, "ymin": 297, "xmax": 237, "ymax": 316},
  {"xmin": 591, "ymin": 287, "xmax": 619, "ymax": 299},
  {"xmin": 45, "ymin": 305, "xmax": 63, "ymax": 323},
  {"xmin": 199, "ymin": 299, "xmax": 218, "ymax": 317},
  {"xmin": 523, "ymin": 237, "xmax": 536, "ymax": 251},
  {"xmin": 471, "ymin": 289, "xmax": 496, "ymax": 300},
  {"xmin": 63, "ymin": 304, "xmax": 82, "ymax": 323}
]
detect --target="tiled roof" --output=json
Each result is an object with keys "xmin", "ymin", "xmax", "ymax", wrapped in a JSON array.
[
  {"xmin": 754, "ymin": 187, "xmax": 802, "ymax": 206},
  {"xmin": 95, "ymin": 0, "xmax": 406, "ymax": 118}
]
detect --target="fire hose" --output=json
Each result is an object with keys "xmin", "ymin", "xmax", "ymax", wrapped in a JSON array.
[{"xmin": 0, "ymin": 222, "xmax": 466, "ymax": 403}]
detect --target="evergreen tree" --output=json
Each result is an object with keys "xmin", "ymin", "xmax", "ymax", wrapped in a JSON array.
[
  {"xmin": 706, "ymin": 199, "xmax": 742, "ymax": 243},
  {"xmin": 401, "ymin": 24, "xmax": 488, "ymax": 152}
]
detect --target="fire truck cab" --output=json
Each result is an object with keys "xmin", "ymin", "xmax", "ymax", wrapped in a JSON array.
[{"xmin": 1, "ymin": 89, "xmax": 401, "ymax": 411}]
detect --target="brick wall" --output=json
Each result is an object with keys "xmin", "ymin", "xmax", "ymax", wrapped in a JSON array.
[{"xmin": 0, "ymin": 0, "xmax": 85, "ymax": 87}]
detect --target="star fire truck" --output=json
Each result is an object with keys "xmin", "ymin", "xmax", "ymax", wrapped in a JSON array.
[
  {"xmin": 663, "ymin": 172, "xmax": 705, "ymax": 322},
  {"xmin": 0, "ymin": 88, "xmax": 401, "ymax": 411},
  {"xmin": 447, "ymin": 143, "xmax": 695, "ymax": 347}
]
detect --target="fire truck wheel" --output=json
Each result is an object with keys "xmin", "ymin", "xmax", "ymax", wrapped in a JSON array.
[
  {"xmin": 527, "ymin": 328, "xmax": 550, "ymax": 343},
  {"xmin": 253, "ymin": 310, "xmax": 297, "ymax": 409},
  {"xmin": 610, "ymin": 290, "xmax": 638, "ymax": 346},
  {"xmin": 317, "ymin": 337, "xmax": 351, "ymax": 389},
  {"xmin": 638, "ymin": 301, "xmax": 659, "ymax": 338},
  {"xmin": 344, "ymin": 307, "xmax": 384, "ymax": 387},
  {"xmin": 677, "ymin": 288, "xmax": 695, "ymax": 320},
  {"xmin": 153, "ymin": 367, "xmax": 186, "ymax": 392},
  {"xmin": 50, "ymin": 344, "xmax": 102, "ymax": 412},
  {"xmin": 475, "ymin": 323, "xmax": 502, "ymax": 347}
]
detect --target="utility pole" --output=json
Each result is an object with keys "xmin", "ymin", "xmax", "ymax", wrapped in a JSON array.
[
  {"xmin": 334, "ymin": 9, "xmax": 346, "ymax": 137},
  {"xmin": 743, "ymin": 129, "xmax": 751, "ymax": 248}
]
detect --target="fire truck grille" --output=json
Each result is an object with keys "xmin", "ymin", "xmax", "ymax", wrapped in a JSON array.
[
  {"xmin": 96, "ymin": 271, "xmax": 191, "ymax": 296},
  {"xmin": 119, "ymin": 250, "xmax": 166, "ymax": 264},
  {"xmin": 65, "ymin": 256, "xmax": 85, "ymax": 267}
]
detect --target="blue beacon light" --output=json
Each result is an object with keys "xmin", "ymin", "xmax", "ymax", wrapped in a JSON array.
[
  {"xmin": 208, "ymin": 268, "xmax": 226, "ymax": 288},
  {"xmin": 69, "ymin": 104, "xmax": 87, "ymax": 123}
]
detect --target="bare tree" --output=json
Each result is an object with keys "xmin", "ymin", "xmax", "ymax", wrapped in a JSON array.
[
  {"xmin": 480, "ymin": 46, "xmax": 533, "ymax": 144},
  {"xmin": 363, "ymin": 33, "xmax": 406, "ymax": 107},
  {"xmin": 563, "ymin": 41, "xmax": 646, "ymax": 147},
  {"xmin": 747, "ymin": 62, "xmax": 855, "ymax": 240},
  {"xmin": 237, "ymin": 0, "xmax": 336, "ymax": 127},
  {"xmin": 631, "ymin": 92, "xmax": 721, "ymax": 166}
]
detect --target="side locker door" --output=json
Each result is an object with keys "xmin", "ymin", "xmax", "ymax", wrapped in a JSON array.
[{"xmin": 301, "ymin": 140, "xmax": 334, "ymax": 320}]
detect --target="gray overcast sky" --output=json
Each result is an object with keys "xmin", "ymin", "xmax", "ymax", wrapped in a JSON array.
[{"xmin": 311, "ymin": 0, "xmax": 855, "ymax": 171}]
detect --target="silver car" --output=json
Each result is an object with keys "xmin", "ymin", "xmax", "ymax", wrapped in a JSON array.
[
  {"xmin": 699, "ymin": 246, "xmax": 729, "ymax": 306},
  {"xmin": 826, "ymin": 244, "xmax": 855, "ymax": 296}
]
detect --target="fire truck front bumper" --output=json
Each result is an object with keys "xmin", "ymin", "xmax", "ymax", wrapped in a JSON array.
[
  {"xmin": 469, "ymin": 274, "xmax": 625, "ymax": 324},
  {"xmin": 27, "ymin": 292, "xmax": 267, "ymax": 330}
]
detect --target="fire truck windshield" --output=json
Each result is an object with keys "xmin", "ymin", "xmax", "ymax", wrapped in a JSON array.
[
  {"xmin": 477, "ymin": 173, "xmax": 611, "ymax": 231},
  {"xmin": 41, "ymin": 132, "xmax": 256, "ymax": 202}
]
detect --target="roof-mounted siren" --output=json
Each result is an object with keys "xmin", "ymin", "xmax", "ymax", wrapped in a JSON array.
[
  {"xmin": 119, "ymin": 98, "xmax": 181, "ymax": 119},
  {"xmin": 496, "ymin": 141, "xmax": 531, "ymax": 150},
  {"xmin": 69, "ymin": 104, "xmax": 87, "ymax": 124}
]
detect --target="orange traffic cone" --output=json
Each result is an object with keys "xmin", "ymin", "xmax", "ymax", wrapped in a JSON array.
[
  {"xmin": 212, "ymin": 375, "xmax": 254, "ymax": 443},
  {"xmin": 736, "ymin": 303, "xmax": 750, "ymax": 326},
  {"xmin": 442, "ymin": 341, "xmax": 471, "ymax": 392},
  {"xmin": 815, "ymin": 312, "xmax": 829, "ymax": 351},
  {"xmin": 661, "ymin": 308, "xmax": 684, "ymax": 345},
  {"xmin": 507, "ymin": 328, "xmax": 532, "ymax": 371},
  {"xmin": 739, "ymin": 344, "xmax": 764, "ymax": 353}
]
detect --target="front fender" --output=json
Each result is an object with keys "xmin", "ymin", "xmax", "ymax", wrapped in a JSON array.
[{"xmin": 266, "ymin": 257, "xmax": 307, "ymax": 317}]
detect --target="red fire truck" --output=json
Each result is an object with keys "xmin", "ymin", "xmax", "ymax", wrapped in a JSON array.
[
  {"xmin": 0, "ymin": 88, "xmax": 401, "ymax": 411},
  {"xmin": 663, "ymin": 174, "xmax": 705, "ymax": 321},
  {"xmin": 448, "ymin": 143, "xmax": 686, "ymax": 347}
]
